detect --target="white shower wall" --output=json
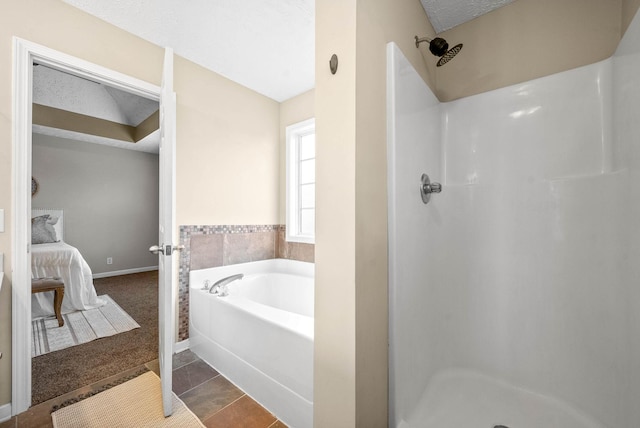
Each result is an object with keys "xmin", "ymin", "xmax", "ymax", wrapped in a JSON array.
[
  {"xmin": 440, "ymin": 59, "xmax": 627, "ymax": 426},
  {"xmin": 388, "ymin": 10, "xmax": 640, "ymax": 427},
  {"xmin": 614, "ymin": 9, "xmax": 640, "ymax": 427}
]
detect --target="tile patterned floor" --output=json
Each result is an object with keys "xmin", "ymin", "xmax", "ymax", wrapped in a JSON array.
[{"xmin": 0, "ymin": 350, "xmax": 287, "ymax": 428}]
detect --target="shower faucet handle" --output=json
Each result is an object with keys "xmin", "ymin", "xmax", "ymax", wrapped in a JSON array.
[
  {"xmin": 428, "ymin": 182, "xmax": 442, "ymax": 193},
  {"xmin": 420, "ymin": 173, "xmax": 442, "ymax": 204}
]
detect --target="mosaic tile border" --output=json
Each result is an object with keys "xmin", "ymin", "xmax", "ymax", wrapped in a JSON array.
[
  {"xmin": 178, "ymin": 224, "xmax": 280, "ymax": 341},
  {"xmin": 179, "ymin": 224, "xmax": 280, "ymax": 290}
]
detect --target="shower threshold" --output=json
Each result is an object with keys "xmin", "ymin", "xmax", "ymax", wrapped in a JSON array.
[{"xmin": 399, "ymin": 370, "xmax": 605, "ymax": 428}]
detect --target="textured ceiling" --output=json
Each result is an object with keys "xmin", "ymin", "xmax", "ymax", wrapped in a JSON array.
[
  {"xmin": 62, "ymin": 0, "xmax": 315, "ymax": 102},
  {"xmin": 33, "ymin": 65, "xmax": 160, "ymax": 153},
  {"xmin": 420, "ymin": 0, "xmax": 518, "ymax": 33},
  {"xmin": 33, "ymin": 65, "xmax": 158, "ymax": 126}
]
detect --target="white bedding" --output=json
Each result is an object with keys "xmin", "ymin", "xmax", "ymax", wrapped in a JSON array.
[{"xmin": 31, "ymin": 242, "xmax": 106, "ymax": 318}]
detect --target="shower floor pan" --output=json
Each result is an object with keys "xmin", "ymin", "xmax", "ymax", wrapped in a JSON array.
[{"xmin": 399, "ymin": 370, "xmax": 604, "ymax": 428}]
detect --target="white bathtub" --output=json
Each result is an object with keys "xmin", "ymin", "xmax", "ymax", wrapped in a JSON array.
[{"xmin": 189, "ymin": 259, "xmax": 314, "ymax": 428}]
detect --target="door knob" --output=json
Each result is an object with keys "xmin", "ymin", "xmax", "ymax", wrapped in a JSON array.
[
  {"xmin": 149, "ymin": 245, "xmax": 164, "ymax": 255},
  {"xmin": 150, "ymin": 244, "xmax": 184, "ymax": 255}
]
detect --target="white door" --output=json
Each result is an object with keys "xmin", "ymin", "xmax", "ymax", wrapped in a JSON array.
[{"xmin": 150, "ymin": 47, "xmax": 178, "ymax": 417}]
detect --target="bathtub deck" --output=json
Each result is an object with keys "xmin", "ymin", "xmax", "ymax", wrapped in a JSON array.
[{"xmin": 399, "ymin": 371, "xmax": 604, "ymax": 428}]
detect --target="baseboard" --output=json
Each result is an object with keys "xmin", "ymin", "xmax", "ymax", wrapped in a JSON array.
[
  {"xmin": 174, "ymin": 339, "xmax": 190, "ymax": 354},
  {"xmin": 0, "ymin": 402, "xmax": 11, "ymax": 422},
  {"xmin": 92, "ymin": 266, "xmax": 158, "ymax": 279}
]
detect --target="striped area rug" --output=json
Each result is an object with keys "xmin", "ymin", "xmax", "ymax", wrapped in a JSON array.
[{"xmin": 32, "ymin": 295, "xmax": 140, "ymax": 357}]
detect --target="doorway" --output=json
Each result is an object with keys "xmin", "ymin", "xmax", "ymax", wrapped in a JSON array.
[
  {"xmin": 11, "ymin": 38, "xmax": 175, "ymax": 415},
  {"xmin": 30, "ymin": 63, "xmax": 161, "ymax": 403}
]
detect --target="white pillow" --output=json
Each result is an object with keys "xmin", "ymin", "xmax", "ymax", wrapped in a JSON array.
[{"xmin": 48, "ymin": 216, "xmax": 63, "ymax": 242}]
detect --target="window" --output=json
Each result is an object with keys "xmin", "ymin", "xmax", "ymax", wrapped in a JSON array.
[{"xmin": 286, "ymin": 118, "xmax": 315, "ymax": 243}]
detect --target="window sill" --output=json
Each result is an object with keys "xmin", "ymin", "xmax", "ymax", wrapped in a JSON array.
[{"xmin": 285, "ymin": 234, "xmax": 315, "ymax": 245}]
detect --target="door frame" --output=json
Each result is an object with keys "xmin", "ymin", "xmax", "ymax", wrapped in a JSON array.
[{"xmin": 11, "ymin": 37, "xmax": 170, "ymax": 415}]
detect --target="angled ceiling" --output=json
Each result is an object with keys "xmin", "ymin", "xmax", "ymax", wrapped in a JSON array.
[
  {"xmin": 33, "ymin": 65, "xmax": 160, "ymax": 153},
  {"xmin": 60, "ymin": 0, "xmax": 514, "ymax": 104},
  {"xmin": 45, "ymin": 0, "xmax": 517, "ymax": 151},
  {"xmin": 33, "ymin": 65, "xmax": 158, "ymax": 127}
]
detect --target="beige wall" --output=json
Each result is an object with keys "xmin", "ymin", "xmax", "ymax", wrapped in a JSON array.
[
  {"xmin": 174, "ymin": 55, "xmax": 279, "ymax": 226},
  {"xmin": 355, "ymin": 1, "xmax": 438, "ymax": 426},
  {"xmin": 435, "ymin": 0, "xmax": 625, "ymax": 102},
  {"xmin": 0, "ymin": 0, "xmax": 279, "ymax": 407},
  {"xmin": 315, "ymin": 0, "xmax": 357, "ymax": 426},
  {"xmin": 314, "ymin": 0, "xmax": 435, "ymax": 426},
  {"xmin": 279, "ymin": 89, "xmax": 315, "ymax": 225}
]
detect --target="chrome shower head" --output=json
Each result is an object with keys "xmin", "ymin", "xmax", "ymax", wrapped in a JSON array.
[{"xmin": 415, "ymin": 36, "xmax": 463, "ymax": 67}]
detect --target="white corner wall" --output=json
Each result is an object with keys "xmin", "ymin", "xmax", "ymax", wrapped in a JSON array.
[
  {"xmin": 613, "ymin": 8, "xmax": 640, "ymax": 427},
  {"xmin": 387, "ymin": 43, "xmax": 442, "ymax": 426},
  {"xmin": 389, "ymin": 11, "xmax": 640, "ymax": 423}
]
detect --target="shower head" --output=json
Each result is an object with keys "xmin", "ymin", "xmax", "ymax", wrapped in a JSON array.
[{"xmin": 414, "ymin": 36, "xmax": 463, "ymax": 67}]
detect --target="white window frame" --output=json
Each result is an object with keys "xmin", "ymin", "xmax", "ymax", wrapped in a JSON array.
[{"xmin": 286, "ymin": 118, "xmax": 316, "ymax": 244}]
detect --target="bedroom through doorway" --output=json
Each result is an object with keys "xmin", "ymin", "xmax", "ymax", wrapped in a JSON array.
[
  {"xmin": 29, "ymin": 62, "xmax": 161, "ymax": 404},
  {"xmin": 12, "ymin": 39, "xmax": 177, "ymax": 417}
]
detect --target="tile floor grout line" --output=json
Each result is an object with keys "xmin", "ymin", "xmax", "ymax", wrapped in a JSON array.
[
  {"xmin": 172, "ymin": 356, "xmax": 198, "ymax": 371},
  {"xmin": 200, "ymin": 392, "xmax": 279, "ymax": 427},
  {"xmin": 202, "ymin": 393, "xmax": 247, "ymax": 421},
  {"xmin": 177, "ymin": 372, "xmax": 221, "ymax": 397}
]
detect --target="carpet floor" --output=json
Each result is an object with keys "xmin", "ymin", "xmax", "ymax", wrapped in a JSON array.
[{"xmin": 32, "ymin": 271, "xmax": 158, "ymax": 405}]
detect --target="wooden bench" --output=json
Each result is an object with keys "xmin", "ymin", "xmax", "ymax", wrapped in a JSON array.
[{"xmin": 32, "ymin": 278, "xmax": 65, "ymax": 327}]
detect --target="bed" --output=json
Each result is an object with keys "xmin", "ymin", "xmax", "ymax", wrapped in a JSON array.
[{"xmin": 31, "ymin": 209, "xmax": 106, "ymax": 318}]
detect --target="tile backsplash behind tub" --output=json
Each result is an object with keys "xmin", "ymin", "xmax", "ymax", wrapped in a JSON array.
[{"xmin": 178, "ymin": 225, "xmax": 314, "ymax": 340}]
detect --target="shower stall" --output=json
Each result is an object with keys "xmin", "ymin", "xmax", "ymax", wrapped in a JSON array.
[{"xmin": 387, "ymin": 13, "xmax": 640, "ymax": 428}]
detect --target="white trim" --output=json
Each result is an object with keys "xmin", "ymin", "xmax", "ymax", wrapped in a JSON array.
[
  {"xmin": 285, "ymin": 118, "xmax": 316, "ymax": 244},
  {"xmin": 12, "ymin": 37, "xmax": 162, "ymax": 416},
  {"xmin": 0, "ymin": 403, "xmax": 11, "ymax": 423},
  {"xmin": 92, "ymin": 266, "xmax": 159, "ymax": 279},
  {"xmin": 158, "ymin": 47, "xmax": 177, "ymax": 417},
  {"xmin": 26, "ymin": 41, "xmax": 159, "ymax": 101},
  {"xmin": 12, "ymin": 36, "xmax": 34, "ymax": 416},
  {"xmin": 173, "ymin": 339, "xmax": 190, "ymax": 354}
]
